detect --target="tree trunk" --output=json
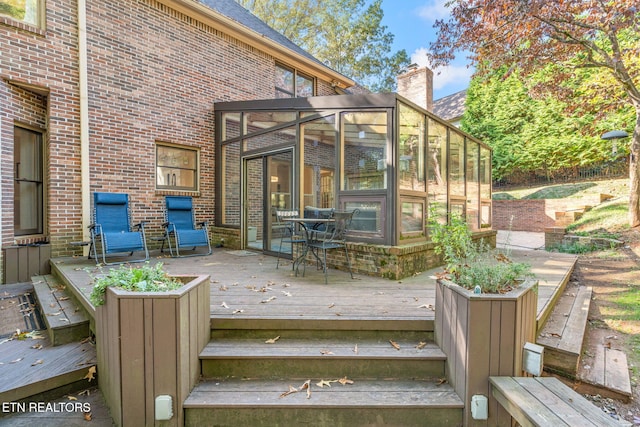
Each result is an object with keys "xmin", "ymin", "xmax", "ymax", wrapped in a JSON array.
[{"xmin": 629, "ymin": 112, "xmax": 640, "ymax": 228}]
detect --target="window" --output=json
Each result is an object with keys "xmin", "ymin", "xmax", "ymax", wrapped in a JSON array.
[
  {"xmin": 1, "ymin": 0, "xmax": 44, "ymax": 27},
  {"xmin": 341, "ymin": 111, "xmax": 388, "ymax": 191},
  {"xmin": 156, "ymin": 143, "xmax": 199, "ymax": 191},
  {"xmin": 275, "ymin": 64, "xmax": 314, "ymax": 98},
  {"xmin": 14, "ymin": 126, "xmax": 44, "ymax": 236}
]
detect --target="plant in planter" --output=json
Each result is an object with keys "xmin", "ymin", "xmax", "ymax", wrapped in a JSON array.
[
  {"xmin": 90, "ymin": 262, "xmax": 183, "ymax": 306},
  {"xmin": 429, "ymin": 210, "xmax": 533, "ymax": 293},
  {"xmin": 429, "ymin": 210, "xmax": 538, "ymax": 426},
  {"xmin": 90, "ymin": 262, "xmax": 210, "ymax": 427}
]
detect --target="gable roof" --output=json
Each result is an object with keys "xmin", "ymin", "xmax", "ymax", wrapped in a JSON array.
[
  {"xmin": 433, "ymin": 89, "xmax": 467, "ymax": 122},
  {"xmin": 160, "ymin": 0, "xmax": 354, "ymax": 88}
]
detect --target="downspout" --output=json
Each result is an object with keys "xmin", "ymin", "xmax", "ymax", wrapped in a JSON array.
[{"xmin": 78, "ymin": 0, "xmax": 90, "ymax": 254}]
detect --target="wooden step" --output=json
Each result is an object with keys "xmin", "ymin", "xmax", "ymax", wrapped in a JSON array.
[
  {"xmin": 537, "ymin": 284, "xmax": 592, "ymax": 376},
  {"xmin": 31, "ymin": 275, "xmax": 90, "ymax": 346},
  {"xmin": 184, "ymin": 378, "xmax": 463, "ymax": 427},
  {"xmin": 490, "ymin": 376, "xmax": 629, "ymax": 427},
  {"xmin": 201, "ymin": 337, "xmax": 445, "ymax": 380},
  {"xmin": 0, "ymin": 334, "xmax": 96, "ymax": 403},
  {"xmin": 577, "ymin": 345, "xmax": 633, "ymax": 402}
]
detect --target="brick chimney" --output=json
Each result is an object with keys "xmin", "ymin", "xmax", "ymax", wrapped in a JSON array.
[{"xmin": 396, "ymin": 64, "xmax": 434, "ymax": 112}]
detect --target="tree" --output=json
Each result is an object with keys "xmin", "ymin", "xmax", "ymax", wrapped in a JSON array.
[
  {"xmin": 236, "ymin": 0, "xmax": 410, "ymax": 92},
  {"xmin": 429, "ymin": 1, "xmax": 640, "ymax": 227}
]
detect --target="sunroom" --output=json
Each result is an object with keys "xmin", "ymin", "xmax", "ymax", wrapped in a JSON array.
[{"xmin": 212, "ymin": 93, "xmax": 495, "ymax": 279}]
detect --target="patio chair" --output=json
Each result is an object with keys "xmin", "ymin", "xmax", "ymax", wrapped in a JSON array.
[
  {"xmin": 89, "ymin": 192, "xmax": 149, "ymax": 265},
  {"xmin": 273, "ymin": 208, "xmax": 306, "ymax": 269},
  {"xmin": 163, "ymin": 196, "xmax": 211, "ymax": 257},
  {"xmin": 304, "ymin": 210, "xmax": 357, "ymax": 283}
]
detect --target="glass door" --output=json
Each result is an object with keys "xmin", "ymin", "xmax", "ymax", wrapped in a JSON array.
[{"xmin": 244, "ymin": 150, "xmax": 294, "ymax": 254}]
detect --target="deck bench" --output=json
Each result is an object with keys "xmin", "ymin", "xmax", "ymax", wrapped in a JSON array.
[{"xmin": 490, "ymin": 376, "xmax": 630, "ymax": 427}]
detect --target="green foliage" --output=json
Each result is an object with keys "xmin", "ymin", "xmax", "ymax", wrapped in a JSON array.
[
  {"xmin": 550, "ymin": 240, "xmax": 600, "ymax": 254},
  {"xmin": 90, "ymin": 263, "xmax": 183, "ymax": 307},
  {"xmin": 429, "ymin": 208, "xmax": 533, "ymax": 293},
  {"xmin": 236, "ymin": 0, "xmax": 409, "ymax": 91},
  {"xmin": 0, "ymin": 3, "xmax": 25, "ymax": 20},
  {"xmin": 462, "ymin": 66, "xmax": 634, "ymax": 181}
]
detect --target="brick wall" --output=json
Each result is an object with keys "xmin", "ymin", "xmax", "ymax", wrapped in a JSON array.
[{"xmin": 1, "ymin": 0, "xmax": 338, "ymax": 281}]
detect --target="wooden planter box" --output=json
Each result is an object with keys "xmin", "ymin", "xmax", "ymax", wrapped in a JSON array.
[
  {"xmin": 435, "ymin": 278, "xmax": 538, "ymax": 427},
  {"xmin": 95, "ymin": 274, "xmax": 210, "ymax": 427}
]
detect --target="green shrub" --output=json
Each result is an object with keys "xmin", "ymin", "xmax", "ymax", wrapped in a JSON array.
[
  {"xmin": 90, "ymin": 262, "xmax": 183, "ymax": 306},
  {"xmin": 429, "ymin": 209, "xmax": 533, "ymax": 293}
]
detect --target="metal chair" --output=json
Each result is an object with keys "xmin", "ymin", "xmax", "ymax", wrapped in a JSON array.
[
  {"xmin": 304, "ymin": 210, "xmax": 357, "ymax": 283},
  {"xmin": 163, "ymin": 196, "xmax": 211, "ymax": 257},
  {"xmin": 274, "ymin": 208, "xmax": 306, "ymax": 269},
  {"xmin": 89, "ymin": 192, "xmax": 149, "ymax": 265}
]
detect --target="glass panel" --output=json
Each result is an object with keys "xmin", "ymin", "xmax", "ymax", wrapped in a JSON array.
[
  {"xmin": 398, "ymin": 103, "xmax": 425, "ymax": 191},
  {"xmin": 246, "ymin": 157, "xmax": 264, "ymax": 248},
  {"xmin": 342, "ymin": 111, "xmax": 388, "ymax": 190},
  {"xmin": 466, "ymin": 141, "xmax": 480, "ymax": 231},
  {"xmin": 244, "ymin": 111, "xmax": 296, "ymax": 137},
  {"xmin": 449, "ymin": 131, "xmax": 465, "ymax": 215},
  {"xmin": 14, "ymin": 126, "xmax": 43, "ymax": 235},
  {"xmin": 221, "ymin": 112, "xmax": 240, "ymax": 141},
  {"xmin": 344, "ymin": 200, "xmax": 383, "ymax": 235},
  {"xmin": 221, "ymin": 141, "xmax": 241, "ymax": 226},
  {"xmin": 1, "ymin": 0, "xmax": 40, "ymax": 26},
  {"xmin": 275, "ymin": 64, "xmax": 294, "ymax": 98},
  {"xmin": 401, "ymin": 201, "xmax": 424, "ymax": 235},
  {"xmin": 296, "ymin": 73, "xmax": 314, "ymax": 97},
  {"xmin": 243, "ymin": 125, "xmax": 296, "ymax": 152},
  {"xmin": 480, "ymin": 146, "xmax": 492, "ymax": 229},
  {"xmin": 156, "ymin": 144, "xmax": 198, "ymax": 190},
  {"xmin": 302, "ymin": 115, "xmax": 336, "ymax": 208},
  {"xmin": 427, "ymin": 119, "xmax": 447, "ymax": 224}
]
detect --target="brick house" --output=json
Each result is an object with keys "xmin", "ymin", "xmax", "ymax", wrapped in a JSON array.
[{"xmin": 0, "ymin": 0, "xmax": 354, "ymax": 283}]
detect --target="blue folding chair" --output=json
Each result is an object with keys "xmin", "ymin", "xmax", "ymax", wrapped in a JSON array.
[
  {"xmin": 89, "ymin": 192, "xmax": 149, "ymax": 265},
  {"xmin": 163, "ymin": 196, "xmax": 211, "ymax": 257}
]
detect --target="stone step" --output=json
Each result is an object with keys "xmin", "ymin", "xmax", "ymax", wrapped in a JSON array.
[
  {"xmin": 31, "ymin": 275, "xmax": 90, "ymax": 346},
  {"xmin": 201, "ymin": 337, "xmax": 445, "ymax": 380},
  {"xmin": 184, "ymin": 378, "xmax": 463, "ymax": 427},
  {"xmin": 537, "ymin": 283, "xmax": 592, "ymax": 376}
]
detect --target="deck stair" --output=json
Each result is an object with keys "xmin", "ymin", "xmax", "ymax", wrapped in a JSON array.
[
  {"xmin": 490, "ymin": 376, "xmax": 630, "ymax": 427},
  {"xmin": 31, "ymin": 274, "xmax": 90, "ymax": 346},
  {"xmin": 537, "ymin": 281, "xmax": 632, "ymax": 401},
  {"xmin": 183, "ymin": 317, "xmax": 464, "ymax": 426}
]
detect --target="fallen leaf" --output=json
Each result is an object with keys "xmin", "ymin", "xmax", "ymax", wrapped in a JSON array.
[
  {"xmin": 437, "ymin": 377, "xmax": 448, "ymax": 385},
  {"xmin": 316, "ymin": 380, "xmax": 333, "ymax": 388},
  {"xmin": 320, "ymin": 350, "xmax": 334, "ymax": 355},
  {"xmin": 221, "ymin": 302, "xmax": 229, "ymax": 309},
  {"xmin": 219, "ymin": 285, "xmax": 228, "ymax": 291},
  {"xmin": 415, "ymin": 342, "xmax": 427, "ymax": 350},
  {"xmin": 31, "ymin": 359, "xmax": 44, "ymax": 366},
  {"xmin": 300, "ymin": 380, "xmax": 311, "ymax": 399},
  {"xmin": 353, "ymin": 344, "xmax": 358, "ymax": 354},
  {"xmin": 31, "ymin": 344, "xmax": 43, "ymax": 350},
  {"xmin": 84, "ymin": 366, "xmax": 96, "ymax": 382},
  {"xmin": 84, "ymin": 412, "xmax": 92, "ymax": 421},
  {"xmin": 389, "ymin": 340, "xmax": 400, "ymax": 350},
  {"xmin": 550, "ymin": 332, "xmax": 562, "ymax": 337},
  {"xmin": 338, "ymin": 377, "xmax": 354, "ymax": 385},
  {"xmin": 59, "ymin": 318, "xmax": 70, "ymax": 322},
  {"xmin": 232, "ymin": 309, "xmax": 244, "ymax": 314},
  {"xmin": 265, "ymin": 336, "xmax": 280, "ymax": 344},
  {"xmin": 78, "ymin": 389, "xmax": 91, "ymax": 397},
  {"xmin": 67, "ymin": 395, "xmax": 78, "ymax": 401},
  {"xmin": 58, "ymin": 296, "xmax": 70, "ymax": 301},
  {"xmin": 9, "ymin": 357, "xmax": 23, "ymax": 364},
  {"xmin": 279, "ymin": 385, "xmax": 298, "ymax": 398},
  {"xmin": 261, "ymin": 296, "xmax": 277, "ymax": 303},
  {"xmin": 418, "ymin": 304, "xmax": 435, "ymax": 311},
  {"xmin": 328, "ymin": 303, "xmax": 335, "ymax": 308},
  {"xmin": 281, "ymin": 291, "xmax": 292, "ymax": 297}
]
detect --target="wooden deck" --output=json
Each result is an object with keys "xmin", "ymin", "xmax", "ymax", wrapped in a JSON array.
[{"xmin": 50, "ymin": 248, "xmax": 577, "ymax": 331}]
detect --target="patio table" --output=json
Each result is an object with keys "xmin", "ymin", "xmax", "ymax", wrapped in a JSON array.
[{"xmin": 283, "ymin": 217, "xmax": 335, "ymax": 276}]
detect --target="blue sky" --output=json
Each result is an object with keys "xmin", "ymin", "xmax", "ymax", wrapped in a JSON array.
[{"xmin": 380, "ymin": 0, "xmax": 473, "ymax": 100}]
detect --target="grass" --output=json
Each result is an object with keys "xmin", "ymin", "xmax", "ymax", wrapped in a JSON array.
[
  {"xmin": 613, "ymin": 287, "xmax": 640, "ymax": 321},
  {"xmin": 493, "ymin": 178, "xmax": 629, "ymax": 201}
]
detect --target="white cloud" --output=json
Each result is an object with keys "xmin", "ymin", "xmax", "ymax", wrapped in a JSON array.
[
  {"xmin": 411, "ymin": 47, "xmax": 474, "ymax": 91},
  {"xmin": 417, "ymin": 0, "xmax": 450, "ymax": 23}
]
